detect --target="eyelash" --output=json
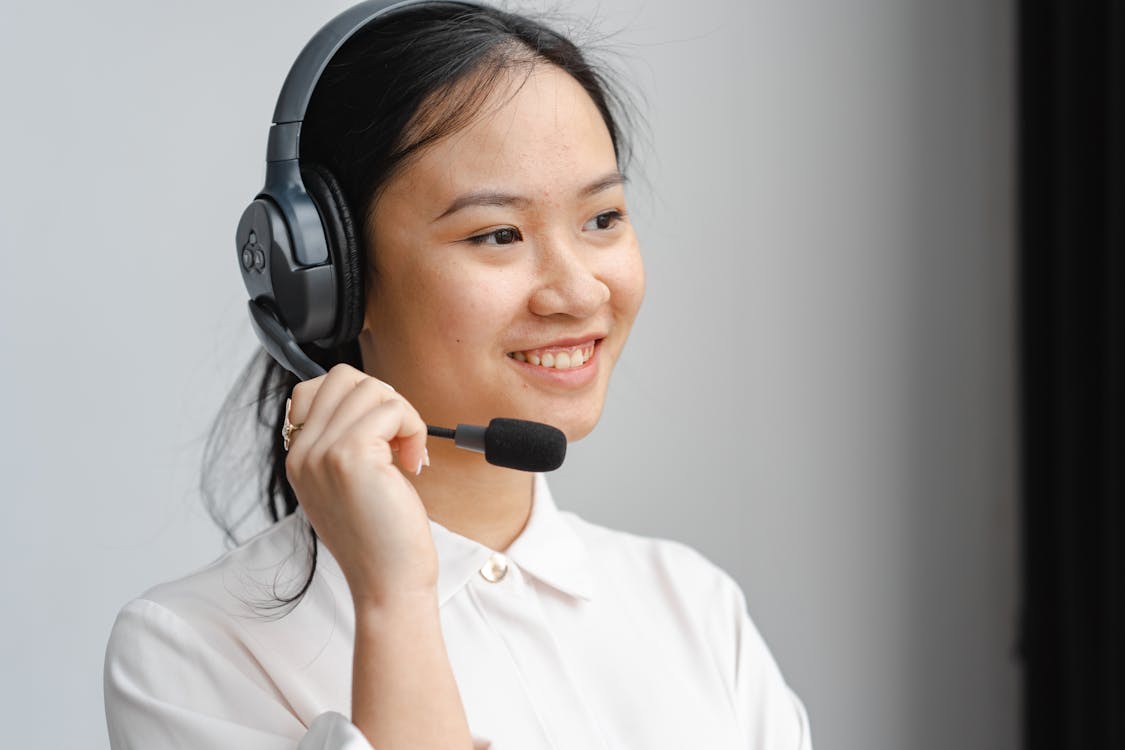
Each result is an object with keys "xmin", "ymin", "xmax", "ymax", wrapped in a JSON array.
[
  {"xmin": 586, "ymin": 209, "xmax": 626, "ymax": 232},
  {"xmin": 464, "ymin": 210, "xmax": 627, "ymax": 246},
  {"xmin": 466, "ymin": 226, "xmax": 522, "ymax": 246}
]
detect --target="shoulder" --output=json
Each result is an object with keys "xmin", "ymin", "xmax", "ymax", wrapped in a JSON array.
[
  {"xmin": 103, "ymin": 513, "xmax": 346, "ymax": 746},
  {"xmin": 558, "ymin": 513, "xmax": 812, "ymax": 747},
  {"xmin": 563, "ymin": 510, "xmax": 739, "ymax": 584},
  {"xmin": 561, "ymin": 510, "xmax": 748, "ymax": 617},
  {"xmin": 141, "ymin": 512, "xmax": 311, "ymax": 615},
  {"xmin": 104, "ymin": 512, "xmax": 337, "ymax": 709},
  {"xmin": 106, "ymin": 512, "xmax": 318, "ymax": 657}
]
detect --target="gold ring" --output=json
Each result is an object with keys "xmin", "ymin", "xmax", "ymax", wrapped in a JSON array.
[{"xmin": 282, "ymin": 397, "xmax": 305, "ymax": 451}]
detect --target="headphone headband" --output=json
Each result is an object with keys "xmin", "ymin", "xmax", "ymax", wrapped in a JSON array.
[
  {"xmin": 267, "ymin": 0, "xmax": 480, "ymax": 162},
  {"xmin": 238, "ymin": 0, "xmax": 485, "ymax": 369}
]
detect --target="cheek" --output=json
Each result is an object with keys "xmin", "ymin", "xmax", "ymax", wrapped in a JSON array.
[
  {"xmin": 607, "ymin": 244, "xmax": 646, "ymax": 321},
  {"xmin": 424, "ymin": 261, "xmax": 528, "ymax": 345}
]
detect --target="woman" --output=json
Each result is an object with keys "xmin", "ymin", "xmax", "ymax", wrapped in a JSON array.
[{"xmin": 103, "ymin": 2, "xmax": 813, "ymax": 748}]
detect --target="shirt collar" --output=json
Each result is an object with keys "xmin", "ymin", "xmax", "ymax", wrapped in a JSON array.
[{"xmin": 429, "ymin": 473, "xmax": 594, "ymax": 606}]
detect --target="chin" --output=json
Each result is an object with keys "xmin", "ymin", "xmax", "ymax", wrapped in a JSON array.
[
  {"xmin": 561, "ymin": 421, "xmax": 597, "ymax": 443},
  {"xmin": 483, "ymin": 380, "xmax": 608, "ymax": 443},
  {"xmin": 533, "ymin": 402, "xmax": 603, "ymax": 443}
]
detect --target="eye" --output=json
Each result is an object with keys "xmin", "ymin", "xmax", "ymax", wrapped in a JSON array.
[
  {"xmin": 465, "ymin": 226, "xmax": 523, "ymax": 246},
  {"xmin": 583, "ymin": 210, "xmax": 626, "ymax": 232}
]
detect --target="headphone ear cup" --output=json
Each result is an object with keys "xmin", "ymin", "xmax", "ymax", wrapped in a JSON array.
[{"xmin": 300, "ymin": 162, "xmax": 365, "ymax": 347}]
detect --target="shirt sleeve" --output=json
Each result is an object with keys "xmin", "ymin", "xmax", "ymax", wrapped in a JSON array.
[
  {"xmin": 720, "ymin": 576, "xmax": 814, "ymax": 750},
  {"xmin": 104, "ymin": 598, "xmax": 375, "ymax": 750}
]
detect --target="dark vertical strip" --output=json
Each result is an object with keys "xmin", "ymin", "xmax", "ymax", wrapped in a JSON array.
[
  {"xmin": 1019, "ymin": 1, "xmax": 1125, "ymax": 748},
  {"xmin": 1102, "ymin": 6, "xmax": 1125, "ymax": 749},
  {"xmin": 1018, "ymin": 2, "xmax": 1053, "ymax": 745}
]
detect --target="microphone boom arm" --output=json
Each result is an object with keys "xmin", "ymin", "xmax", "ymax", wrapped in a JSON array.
[{"xmin": 248, "ymin": 300, "xmax": 566, "ymax": 472}]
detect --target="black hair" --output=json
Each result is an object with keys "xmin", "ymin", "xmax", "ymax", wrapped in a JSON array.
[{"xmin": 202, "ymin": 1, "xmax": 639, "ymax": 613}]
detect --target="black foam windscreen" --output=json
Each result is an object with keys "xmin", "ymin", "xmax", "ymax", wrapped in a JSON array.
[{"xmin": 483, "ymin": 418, "xmax": 567, "ymax": 472}]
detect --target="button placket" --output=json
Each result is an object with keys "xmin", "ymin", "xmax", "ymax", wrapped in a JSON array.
[{"xmin": 464, "ymin": 560, "xmax": 608, "ymax": 750}]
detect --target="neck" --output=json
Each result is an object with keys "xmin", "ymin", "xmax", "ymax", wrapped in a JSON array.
[{"xmin": 406, "ymin": 438, "xmax": 534, "ymax": 552}]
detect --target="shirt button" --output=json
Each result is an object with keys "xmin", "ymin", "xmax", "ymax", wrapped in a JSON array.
[{"xmin": 479, "ymin": 553, "xmax": 509, "ymax": 583}]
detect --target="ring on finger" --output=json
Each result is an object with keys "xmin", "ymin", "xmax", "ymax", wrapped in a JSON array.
[{"xmin": 282, "ymin": 397, "xmax": 305, "ymax": 451}]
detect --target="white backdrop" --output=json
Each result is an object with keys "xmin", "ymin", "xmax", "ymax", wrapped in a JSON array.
[{"xmin": 0, "ymin": 1, "xmax": 1017, "ymax": 748}]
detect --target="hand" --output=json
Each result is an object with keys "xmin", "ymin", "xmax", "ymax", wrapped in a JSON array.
[{"xmin": 284, "ymin": 363, "xmax": 436, "ymax": 607}]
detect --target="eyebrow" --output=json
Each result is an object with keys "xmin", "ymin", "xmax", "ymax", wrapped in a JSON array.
[{"xmin": 432, "ymin": 171, "xmax": 629, "ymax": 223}]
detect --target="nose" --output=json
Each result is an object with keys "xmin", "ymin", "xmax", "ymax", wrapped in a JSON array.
[{"xmin": 527, "ymin": 237, "xmax": 611, "ymax": 319}]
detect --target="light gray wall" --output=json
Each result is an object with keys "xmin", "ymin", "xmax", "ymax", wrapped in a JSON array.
[{"xmin": 0, "ymin": 1, "xmax": 1016, "ymax": 748}]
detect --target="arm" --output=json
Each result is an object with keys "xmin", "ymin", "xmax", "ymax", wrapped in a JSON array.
[
  {"xmin": 103, "ymin": 367, "xmax": 485, "ymax": 749},
  {"xmin": 283, "ymin": 365, "xmax": 476, "ymax": 749},
  {"xmin": 351, "ymin": 593, "xmax": 476, "ymax": 750},
  {"xmin": 722, "ymin": 580, "xmax": 814, "ymax": 750}
]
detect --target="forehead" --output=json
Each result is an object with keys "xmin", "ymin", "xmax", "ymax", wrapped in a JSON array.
[{"xmin": 384, "ymin": 63, "xmax": 619, "ymax": 208}]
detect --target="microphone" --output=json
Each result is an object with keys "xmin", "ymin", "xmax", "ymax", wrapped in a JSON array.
[
  {"xmin": 248, "ymin": 300, "xmax": 568, "ymax": 473},
  {"xmin": 427, "ymin": 419, "xmax": 567, "ymax": 472}
]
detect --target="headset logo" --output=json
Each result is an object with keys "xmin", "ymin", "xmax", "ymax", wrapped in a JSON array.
[{"xmin": 241, "ymin": 231, "xmax": 267, "ymax": 273}]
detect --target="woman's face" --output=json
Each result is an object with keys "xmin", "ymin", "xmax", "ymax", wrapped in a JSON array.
[{"xmin": 358, "ymin": 63, "xmax": 644, "ymax": 443}]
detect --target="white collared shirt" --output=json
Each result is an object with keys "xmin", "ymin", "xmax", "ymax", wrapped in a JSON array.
[{"xmin": 104, "ymin": 474, "xmax": 812, "ymax": 749}]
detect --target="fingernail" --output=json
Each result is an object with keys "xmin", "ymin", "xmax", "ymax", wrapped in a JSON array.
[{"xmin": 415, "ymin": 448, "xmax": 430, "ymax": 476}]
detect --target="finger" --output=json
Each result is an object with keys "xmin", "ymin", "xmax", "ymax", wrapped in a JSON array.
[
  {"xmin": 306, "ymin": 399, "xmax": 427, "ymax": 480},
  {"xmin": 288, "ymin": 362, "xmax": 395, "ymax": 421},
  {"xmin": 284, "ymin": 372, "xmax": 327, "ymax": 456},
  {"xmin": 312, "ymin": 376, "xmax": 405, "ymax": 456},
  {"xmin": 287, "ymin": 372, "xmax": 328, "ymax": 427},
  {"xmin": 288, "ymin": 364, "xmax": 386, "ymax": 455},
  {"xmin": 331, "ymin": 398, "xmax": 428, "ymax": 477}
]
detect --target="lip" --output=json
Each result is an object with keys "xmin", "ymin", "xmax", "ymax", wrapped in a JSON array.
[
  {"xmin": 506, "ymin": 337, "xmax": 603, "ymax": 388},
  {"xmin": 507, "ymin": 332, "xmax": 608, "ymax": 352}
]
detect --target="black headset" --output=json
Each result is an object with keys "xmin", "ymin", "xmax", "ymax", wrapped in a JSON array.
[
  {"xmin": 235, "ymin": 0, "xmax": 481, "ymax": 381},
  {"xmin": 232, "ymin": 0, "xmax": 570, "ymax": 470}
]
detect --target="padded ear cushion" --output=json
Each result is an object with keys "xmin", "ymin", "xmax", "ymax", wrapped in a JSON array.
[{"xmin": 301, "ymin": 162, "xmax": 365, "ymax": 347}]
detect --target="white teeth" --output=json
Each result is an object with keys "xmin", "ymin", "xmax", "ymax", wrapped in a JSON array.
[{"xmin": 510, "ymin": 342, "xmax": 596, "ymax": 369}]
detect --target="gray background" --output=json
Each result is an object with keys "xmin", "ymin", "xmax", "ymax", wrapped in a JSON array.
[{"xmin": 0, "ymin": 0, "xmax": 1016, "ymax": 747}]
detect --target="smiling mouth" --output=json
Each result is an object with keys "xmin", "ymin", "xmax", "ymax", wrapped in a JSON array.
[{"xmin": 506, "ymin": 340, "xmax": 599, "ymax": 369}]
